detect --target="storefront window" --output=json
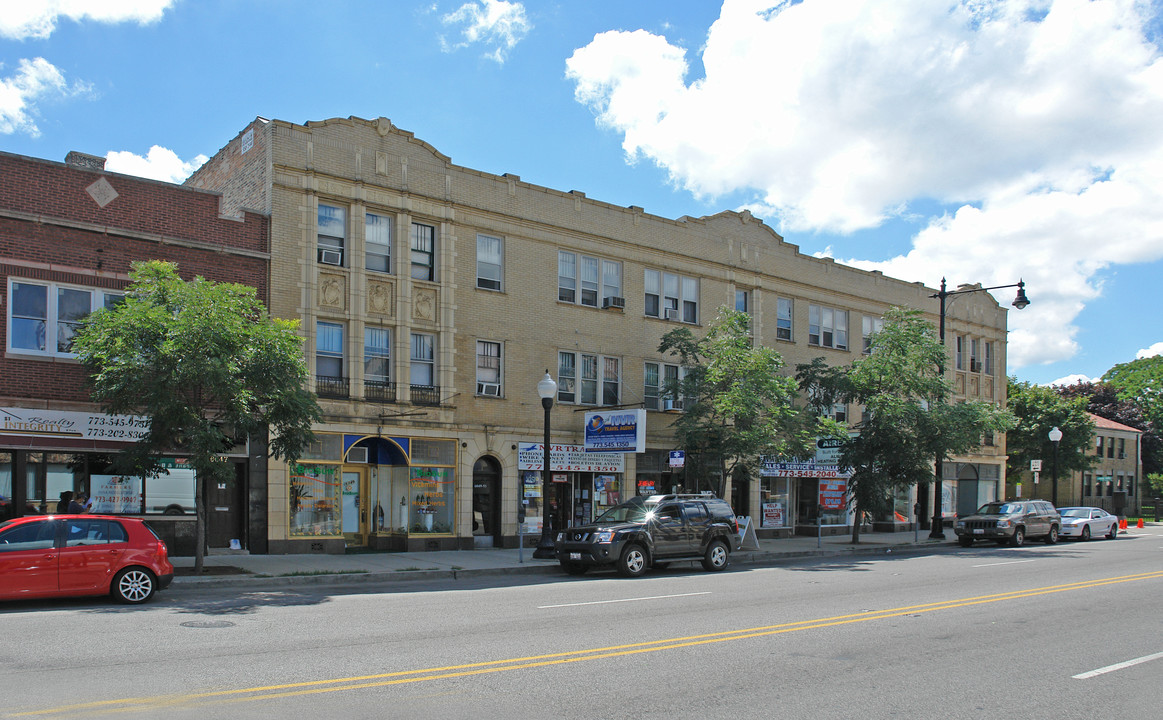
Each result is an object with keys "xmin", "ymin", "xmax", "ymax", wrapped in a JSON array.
[
  {"xmin": 593, "ymin": 476, "xmax": 620, "ymax": 517},
  {"xmin": 289, "ymin": 464, "xmax": 340, "ymax": 536},
  {"xmin": 760, "ymin": 477, "xmax": 791, "ymax": 528},
  {"xmin": 522, "ymin": 470, "xmax": 543, "ymax": 534},
  {"xmin": 0, "ymin": 452, "xmax": 12, "ymax": 520},
  {"xmin": 409, "ymin": 466, "xmax": 454, "ymax": 533}
]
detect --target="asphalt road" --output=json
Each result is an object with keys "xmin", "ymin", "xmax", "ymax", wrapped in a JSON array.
[{"xmin": 3, "ymin": 531, "xmax": 1160, "ymax": 720}]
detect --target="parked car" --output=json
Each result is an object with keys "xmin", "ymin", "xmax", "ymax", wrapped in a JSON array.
[
  {"xmin": 554, "ymin": 494, "xmax": 741, "ymax": 577},
  {"xmin": 1057, "ymin": 506, "xmax": 1119, "ymax": 541},
  {"xmin": 0, "ymin": 514, "xmax": 173, "ymax": 604},
  {"xmin": 953, "ymin": 500, "xmax": 1061, "ymax": 547}
]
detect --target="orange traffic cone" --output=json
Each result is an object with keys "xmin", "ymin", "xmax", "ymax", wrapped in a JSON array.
[
  {"xmin": 1137, "ymin": 518, "xmax": 1145, "ymax": 529},
  {"xmin": 1119, "ymin": 518, "xmax": 1128, "ymax": 529}
]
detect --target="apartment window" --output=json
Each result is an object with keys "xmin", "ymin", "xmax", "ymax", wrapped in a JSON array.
[
  {"xmin": 364, "ymin": 327, "xmax": 391, "ymax": 383},
  {"xmin": 862, "ymin": 315, "xmax": 884, "ymax": 354},
  {"xmin": 559, "ymin": 351, "xmax": 619, "ymax": 406},
  {"xmin": 644, "ymin": 362, "xmax": 661, "ymax": 410},
  {"xmin": 316, "ymin": 322, "xmax": 344, "ymax": 378},
  {"xmin": 970, "ymin": 339, "xmax": 980, "ymax": 372},
  {"xmin": 735, "ymin": 290, "xmax": 749, "ymax": 314},
  {"xmin": 318, "ymin": 203, "xmax": 346, "ymax": 265},
  {"xmin": 602, "ymin": 260, "xmax": 621, "ymax": 306},
  {"xmin": 1107, "ymin": 438, "xmax": 1115, "ymax": 458},
  {"xmin": 645, "ymin": 269, "xmax": 699, "ymax": 322},
  {"xmin": 955, "ymin": 336, "xmax": 964, "ymax": 370},
  {"xmin": 984, "ymin": 341, "xmax": 994, "ymax": 375},
  {"xmin": 1118, "ymin": 438, "xmax": 1126, "ymax": 459},
  {"xmin": 558, "ymin": 252, "xmax": 576, "ymax": 303},
  {"xmin": 776, "ymin": 298, "xmax": 793, "ymax": 341},
  {"xmin": 557, "ymin": 351, "xmax": 576, "ymax": 403},
  {"xmin": 829, "ymin": 403, "xmax": 848, "ymax": 423},
  {"xmin": 410, "ymin": 333, "xmax": 436, "ymax": 386},
  {"xmin": 808, "ymin": 304, "xmax": 848, "ymax": 350},
  {"xmin": 7, "ymin": 281, "xmax": 119, "ymax": 357},
  {"xmin": 410, "ymin": 223, "xmax": 436, "ymax": 281},
  {"xmin": 365, "ymin": 212, "xmax": 392, "ymax": 273},
  {"xmin": 1096, "ymin": 436, "xmax": 1104, "ymax": 456},
  {"xmin": 476, "ymin": 340, "xmax": 502, "ymax": 396},
  {"xmin": 477, "ymin": 234, "xmax": 503, "ymax": 291}
]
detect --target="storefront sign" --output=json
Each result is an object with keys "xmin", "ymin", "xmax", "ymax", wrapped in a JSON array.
[
  {"xmin": 760, "ymin": 461, "xmax": 851, "ymax": 478},
  {"xmin": 761, "ymin": 502, "xmax": 785, "ymax": 528},
  {"xmin": 814, "ymin": 437, "xmax": 845, "ymax": 464},
  {"xmin": 518, "ymin": 443, "xmax": 624, "ymax": 472},
  {"xmin": 819, "ymin": 479, "xmax": 847, "ymax": 510},
  {"xmin": 90, "ymin": 475, "xmax": 143, "ymax": 514},
  {"xmin": 0, "ymin": 407, "xmax": 150, "ymax": 441},
  {"xmin": 583, "ymin": 410, "xmax": 646, "ymax": 453}
]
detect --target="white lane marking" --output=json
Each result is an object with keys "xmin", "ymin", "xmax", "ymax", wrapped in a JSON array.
[
  {"xmin": 972, "ymin": 559, "xmax": 1037, "ymax": 568},
  {"xmin": 1074, "ymin": 651, "xmax": 1163, "ymax": 679},
  {"xmin": 538, "ymin": 591, "xmax": 711, "ymax": 609}
]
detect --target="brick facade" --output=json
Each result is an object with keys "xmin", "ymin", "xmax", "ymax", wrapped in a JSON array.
[{"xmin": 188, "ymin": 115, "xmax": 1013, "ymax": 553}]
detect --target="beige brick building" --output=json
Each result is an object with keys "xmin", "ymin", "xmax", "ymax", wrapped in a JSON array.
[{"xmin": 187, "ymin": 116, "xmax": 1014, "ymax": 553}]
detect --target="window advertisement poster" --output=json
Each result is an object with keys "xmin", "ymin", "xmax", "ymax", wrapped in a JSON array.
[
  {"xmin": 761, "ymin": 502, "xmax": 785, "ymax": 528},
  {"xmin": 89, "ymin": 475, "xmax": 143, "ymax": 514},
  {"xmin": 582, "ymin": 409, "xmax": 646, "ymax": 453},
  {"xmin": 518, "ymin": 443, "xmax": 625, "ymax": 472},
  {"xmin": 818, "ymin": 478, "xmax": 849, "ymax": 526}
]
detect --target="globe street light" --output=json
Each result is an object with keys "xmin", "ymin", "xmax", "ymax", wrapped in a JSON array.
[
  {"xmin": 1048, "ymin": 426, "xmax": 1063, "ymax": 507},
  {"xmin": 532, "ymin": 371, "xmax": 558, "ymax": 559},
  {"xmin": 928, "ymin": 278, "xmax": 1030, "ymax": 539}
]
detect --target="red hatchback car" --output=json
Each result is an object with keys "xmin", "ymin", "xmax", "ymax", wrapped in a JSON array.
[{"xmin": 0, "ymin": 514, "xmax": 174, "ymax": 604}]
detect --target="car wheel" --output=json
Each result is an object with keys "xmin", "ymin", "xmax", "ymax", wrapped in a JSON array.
[
  {"xmin": 1010, "ymin": 527, "xmax": 1025, "ymax": 546},
  {"xmin": 560, "ymin": 561, "xmax": 588, "ymax": 576},
  {"xmin": 617, "ymin": 544, "xmax": 648, "ymax": 577},
  {"xmin": 1045, "ymin": 525, "xmax": 1058, "ymax": 544},
  {"xmin": 111, "ymin": 567, "xmax": 156, "ymax": 604},
  {"xmin": 958, "ymin": 537, "xmax": 974, "ymax": 548},
  {"xmin": 1106, "ymin": 522, "xmax": 1118, "ymax": 540},
  {"xmin": 1081, "ymin": 525, "xmax": 1091, "ymax": 541},
  {"xmin": 701, "ymin": 539, "xmax": 730, "ymax": 572}
]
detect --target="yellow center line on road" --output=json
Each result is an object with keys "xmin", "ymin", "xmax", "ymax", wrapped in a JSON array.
[{"xmin": 12, "ymin": 570, "xmax": 1163, "ymax": 717}]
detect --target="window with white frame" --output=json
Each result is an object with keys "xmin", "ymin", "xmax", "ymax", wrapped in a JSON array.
[
  {"xmin": 476, "ymin": 340, "xmax": 502, "ymax": 396},
  {"xmin": 970, "ymin": 338, "xmax": 980, "ymax": 372},
  {"xmin": 558, "ymin": 251, "xmax": 576, "ymax": 303},
  {"xmin": 7, "ymin": 281, "xmax": 120, "ymax": 357},
  {"xmin": 645, "ymin": 269, "xmax": 699, "ymax": 322},
  {"xmin": 364, "ymin": 327, "xmax": 391, "ymax": 383},
  {"xmin": 645, "ymin": 361, "xmax": 684, "ymax": 411},
  {"xmin": 559, "ymin": 251, "xmax": 620, "ymax": 308},
  {"xmin": 776, "ymin": 297, "xmax": 793, "ymax": 341},
  {"xmin": 410, "ymin": 222, "xmax": 436, "ymax": 281},
  {"xmin": 862, "ymin": 315, "xmax": 884, "ymax": 354},
  {"xmin": 476, "ymin": 234, "xmax": 503, "ymax": 291},
  {"xmin": 601, "ymin": 260, "xmax": 621, "ymax": 307},
  {"xmin": 808, "ymin": 304, "xmax": 848, "ymax": 350},
  {"xmin": 955, "ymin": 336, "xmax": 964, "ymax": 370},
  {"xmin": 735, "ymin": 289, "xmax": 749, "ymax": 314},
  {"xmin": 984, "ymin": 341, "xmax": 994, "ymax": 375},
  {"xmin": 410, "ymin": 333, "xmax": 436, "ymax": 386},
  {"xmin": 558, "ymin": 351, "xmax": 619, "ymax": 405},
  {"xmin": 365, "ymin": 211, "xmax": 392, "ymax": 273},
  {"xmin": 316, "ymin": 321, "xmax": 344, "ymax": 378},
  {"xmin": 318, "ymin": 203, "xmax": 346, "ymax": 265}
]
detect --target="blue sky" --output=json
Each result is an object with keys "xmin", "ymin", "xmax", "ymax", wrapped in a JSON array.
[{"xmin": 2, "ymin": 0, "xmax": 1161, "ymax": 386}]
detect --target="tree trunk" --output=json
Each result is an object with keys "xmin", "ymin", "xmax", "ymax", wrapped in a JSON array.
[
  {"xmin": 850, "ymin": 498, "xmax": 862, "ymax": 544},
  {"xmin": 194, "ymin": 471, "xmax": 206, "ymax": 574}
]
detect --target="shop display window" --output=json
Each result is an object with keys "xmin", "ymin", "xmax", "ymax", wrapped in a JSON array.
[
  {"xmin": 289, "ymin": 464, "xmax": 341, "ymax": 536},
  {"xmin": 408, "ymin": 466, "xmax": 454, "ymax": 533},
  {"xmin": 760, "ymin": 477, "xmax": 791, "ymax": 528}
]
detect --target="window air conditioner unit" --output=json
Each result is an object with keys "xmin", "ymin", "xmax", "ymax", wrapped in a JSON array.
[
  {"xmin": 602, "ymin": 296, "xmax": 625, "ymax": 310},
  {"xmin": 478, "ymin": 382, "xmax": 501, "ymax": 397},
  {"xmin": 319, "ymin": 249, "xmax": 343, "ymax": 266},
  {"xmin": 662, "ymin": 398, "xmax": 674, "ymax": 411},
  {"xmin": 347, "ymin": 446, "xmax": 368, "ymax": 463},
  {"xmin": 664, "ymin": 308, "xmax": 680, "ymax": 321}
]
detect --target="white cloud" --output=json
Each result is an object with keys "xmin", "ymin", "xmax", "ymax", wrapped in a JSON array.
[
  {"xmin": 0, "ymin": 0, "xmax": 174, "ymax": 40},
  {"xmin": 566, "ymin": 0, "xmax": 1163, "ymax": 371},
  {"xmin": 440, "ymin": 0, "xmax": 531, "ymax": 63},
  {"xmin": 105, "ymin": 146, "xmax": 207, "ymax": 183},
  {"xmin": 0, "ymin": 57, "xmax": 90, "ymax": 136},
  {"xmin": 1138, "ymin": 342, "xmax": 1163, "ymax": 359},
  {"xmin": 1048, "ymin": 373, "xmax": 1093, "ymax": 387}
]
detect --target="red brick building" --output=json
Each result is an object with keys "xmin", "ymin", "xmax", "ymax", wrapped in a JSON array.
[{"xmin": 0, "ymin": 150, "xmax": 270, "ymax": 554}]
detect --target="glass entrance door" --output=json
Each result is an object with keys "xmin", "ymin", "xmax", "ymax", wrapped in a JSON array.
[{"xmin": 341, "ymin": 468, "xmax": 369, "ymax": 547}]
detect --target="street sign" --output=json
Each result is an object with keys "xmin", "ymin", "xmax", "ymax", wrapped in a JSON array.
[
  {"xmin": 669, "ymin": 450, "xmax": 685, "ymax": 468},
  {"xmin": 1030, "ymin": 459, "xmax": 1042, "ymax": 472}
]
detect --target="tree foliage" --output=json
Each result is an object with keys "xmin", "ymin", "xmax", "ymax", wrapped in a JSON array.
[
  {"xmin": 658, "ymin": 308, "xmax": 823, "ymax": 498},
  {"xmin": 1057, "ymin": 380, "xmax": 1161, "ymax": 476},
  {"xmin": 1006, "ymin": 379, "xmax": 1096, "ymax": 486},
  {"xmin": 1102, "ymin": 356, "xmax": 1163, "ymax": 427},
  {"xmin": 799, "ymin": 307, "xmax": 1014, "ymax": 543},
  {"xmin": 73, "ymin": 261, "xmax": 320, "ymax": 571}
]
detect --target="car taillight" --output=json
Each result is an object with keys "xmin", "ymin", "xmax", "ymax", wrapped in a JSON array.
[{"xmin": 156, "ymin": 540, "xmax": 169, "ymax": 560}]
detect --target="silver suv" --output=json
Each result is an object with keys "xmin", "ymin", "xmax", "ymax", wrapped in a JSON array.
[{"xmin": 954, "ymin": 500, "xmax": 1060, "ymax": 547}]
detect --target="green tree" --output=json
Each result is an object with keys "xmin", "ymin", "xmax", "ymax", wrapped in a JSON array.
[
  {"xmin": 1057, "ymin": 380, "xmax": 1161, "ymax": 476},
  {"xmin": 73, "ymin": 261, "xmax": 320, "ymax": 573},
  {"xmin": 658, "ymin": 307, "xmax": 823, "ymax": 499},
  {"xmin": 1006, "ymin": 379, "xmax": 1096, "ymax": 497},
  {"xmin": 799, "ymin": 307, "xmax": 1014, "ymax": 543},
  {"xmin": 1102, "ymin": 356, "xmax": 1163, "ymax": 427}
]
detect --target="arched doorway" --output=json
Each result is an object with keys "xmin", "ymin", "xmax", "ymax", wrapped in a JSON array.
[{"xmin": 472, "ymin": 456, "xmax": 501, "ymax": 548}]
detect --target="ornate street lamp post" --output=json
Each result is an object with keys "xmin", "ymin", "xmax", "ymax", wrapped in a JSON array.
[
  {"xmin": 929, "ymin": 278, "xmax": 1030, "ymax": 539},
  {"xmin": 1049, "ymin": 426, "xmax": 1063, "ymax": 507},
  {"xmin": 532, "ymin": 371, "xmax": 558, "ymax": 559}
]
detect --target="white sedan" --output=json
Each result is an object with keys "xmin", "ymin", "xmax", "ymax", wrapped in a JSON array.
[{"xmin": 1058, "ymin": 507, "xmax": 1119, "ymax": 541}]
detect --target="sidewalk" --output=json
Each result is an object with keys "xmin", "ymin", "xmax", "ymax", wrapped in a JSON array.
[{"xmin": 169, "ymin": 528, "xmax": 962, "ymax": 591}]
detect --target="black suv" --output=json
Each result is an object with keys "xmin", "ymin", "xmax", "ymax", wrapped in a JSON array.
[
  {"xmin": 554, "ymin": 494, "xmax": 741, "ymax": 577},
  {"xmin": 953, "ymin": 500, "xmax": 1061, "ymax": 547}
]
